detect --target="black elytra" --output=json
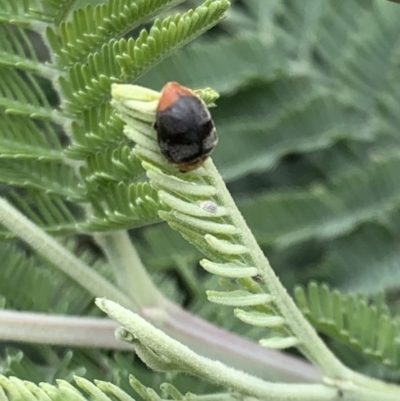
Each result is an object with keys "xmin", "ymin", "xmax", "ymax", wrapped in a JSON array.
[{"xmin": 154, "ymin": 82, "xmax": 218, "ymax": 172}]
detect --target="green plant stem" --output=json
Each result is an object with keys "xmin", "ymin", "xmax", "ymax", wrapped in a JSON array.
[
  {"xmin": 94, "ymin": 229, "xmax": 320, "ymax": 383},
  {"xmin": 0, "ymin": 310, "xmax": 127, "ymax": 349},
  {"xmin": 161, "ymin": 299, "xmax": 320, "ymax": 383},
  {"xmin": 0, "ymin": 307, "xmax": 320, "ymax": 383},
  {"xmin": 98, "ymin": 298, "xmax": 337, "ymax": 401},
  {"xmin": 177, "ymin": 393, "xmax": 238, "ymax": 401},
  {"xmin": 202, "ymin": 161, "xmax": 399, "ymax": 395},
  {"xmin": 94, "ymin": 231, "xmax": 163, "ymax": 307},
  {"xmin": 203, "ymin": 161, "xmax": 346, "ymax": 375},
  {"xmin": 0, "ymin": 196, "xmax": 132, "ymax": 309},
  {"xmin": 98, "ymin": 298, "xmax": 400, "ymax": 401}
]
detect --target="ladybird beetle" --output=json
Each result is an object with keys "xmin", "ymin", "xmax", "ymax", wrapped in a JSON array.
[{"xmin": 154, "ymin": 82, "xmax": 218, "ymax": 172}]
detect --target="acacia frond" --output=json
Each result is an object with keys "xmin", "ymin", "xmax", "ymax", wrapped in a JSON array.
[
  {"xmin": 320, "ymin": 223, "xmax": 400, "ymax": 294},
  {"xmin": 81, "ymin": 181, "xmax": 161, "ymax": 231},
  {"xmin": 0, "ymin": 190, "xmax": 79, "ymax": 239},
  {"xmin": 0, "ymin": 113, "xmax": 63, "ymax": 160},
  {"xmin": 47, "ymin": 0, "xmax": 187, "ymax": 66},
  {"xmin": 0, "ymin": 159, "xmax": 84, "ymax": 201},
  {"xmin": 0, "ymin": 241, "xmax": 92, "ymax": 313},
  {"xmin": 75, "ymin": 138, "xmax": 158, "ymax": 229},
  {"xmin": 295, "ymin": 282, "xmax": 400, "ymax": 370},
  {"xmin": 82, "ymin": 144, "xmax": 144, "ymax": 185},
  {"xmin": 29, "ymin": 0, "xmax": 77, "ymax": 24},
  {"xmin": 64, "ymin": 104, "xmax": 125, "ymax": 160},
  {"xmin": 16, "ymin": 189, "xmax": 78, "ymax": 230},
  {"xmin": 0, "ymin": 373, "xmax": 193, "ymax": 401},
  {"xmin": 58, "ymin": 0, "xmax": 230, "ymax": 113},
  {"xmin": 213, "ymin": 86, "xmax": 372, "ymax": 181},
  {"xmin": 0, "ymin": 0, "xmax": 31, "ymax": 26},
  {"xmin": 0, "ymin": 68, "xmax": 57, "ymax": 121},
  {"xmin": 324, "ymin": 1, "xmax": 400, "ymax": 113},
  {"xmin": 0, "ymin": 24, "xmax": 44, "ymax": 73}
]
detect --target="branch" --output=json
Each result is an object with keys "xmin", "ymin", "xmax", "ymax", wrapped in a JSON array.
[
  {"xmin": 0, "ymin": 306, "xmax": 320, "ymax": 383},
  {"xmin": 0, "ymin": 310, "xmax": 125, "ymax": 349},
  {"xmin": 97, "ymin": 299, "xmax": 338, "ymax": 401},
  {"xmin": 0, "ymin": 197, "xmax": 133, "ymax": 309},
  {"xmin": 94, "ymin": 231, "xmax": 164, "ymax": 307},
  {"xmin": 98, "ymin": 298, "xmax": 400, "ymax": 401}
]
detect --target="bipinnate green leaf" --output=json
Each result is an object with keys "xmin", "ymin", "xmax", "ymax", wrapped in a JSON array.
[
  {"xmin": 0, "ymin": 373, "xmax": 160, "ymax": 401},
  {"xmin": 47, "ymin": 0, "xmax": 187, "ymax": 65},
  {"xmin": 58, "ymin": 0, "xmax": 230, "ymax": 113},
  {"xmin": 0, "ymin": 0, "xmax": 30, "ymax": 26},
  {"xmin": 295, "ymin": 282, "xmax": 400, "ymax": 370}
]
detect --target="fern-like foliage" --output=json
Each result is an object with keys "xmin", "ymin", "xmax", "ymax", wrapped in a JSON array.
[
  {"xmin": 2, "ymin": 0, "xmax": 400, "ymax": 393},
  {"xmin": 52, "ymin": 0, "xmax": 229, "ymax": 233},
  {"xmin": 58, "ymin": 0, "xmax": 230, "ymax": 113},
  {"xmin": 0, "ymin": 239, "xmax": 112, "ymax": 314},
  {"xmin": 47, "ymin": 0, "xmax": 187, "ymax": 65},
  {"xmin": 130, "ymin": 0, "xmax": 400, "ymax": 333},
  {"xmin": 0, "ymin": 69, "xmax": 56, "ymax": 120},
  {"xmin": 0, "ymin": 0, "xmax": 30, "ymax": 26},
  {"xmin": 30, "ymin": 0, "xmax": 78, "ymax": 24},
  {"xmin": 0, "ymin": 0, "xmax": 230, "ymax": 238},
  {"xmin": 82, "ymin": 181, "xmax": 161, "ymax": 231},
  {"xmin": 238, "ymin": 155, "xmax": 400, "ymax": 248},
  {"xmin": 64, "ymin": 104, "xmax": 125, "ymax": 160},
  {"xmin": 295, "ymin": 282, "xmax": 400, "ymax": 371},
  {"xmin": 110, "ymin": 81, "xmax": 400, "ymax": 395},
  {"xmin": 0, "ymin": 190, "xmax": 79, "ymax": 239},
  {"xmin": 0, "ymin": 373, "xmax": 203, "ymax": 401},
  {"xmin": 0, "ymin": 114, "xmax": 62, "ymax": 160},
  {"xmin": 0, "ymin": 25, "xmax": 42, "ymax": 73},
  {"xmin": 0, "ymin": 158, "xmax": 84, "ymax": 200}
]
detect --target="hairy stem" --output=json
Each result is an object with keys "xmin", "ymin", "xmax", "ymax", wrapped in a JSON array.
[
  {"xmin": 94, "ymin": 229, "xmax": 321, "ymax": 382},
  {"xmin": 0, "ymin": 307, "xmax": 320, "ymax": 383},
  {"xmin": 203, "ymin": 160, "xmax": 399, "ymax": 394},
  {"xmin": 98, "ymin": 299, "xmax": 338, "ymax": 401},
  {"xmin": 0, "ymin": 197, "xmax": 132, "ymax": 309},
  {"xmin": 161, "ymin": 299, "xmax": 320, "ymax": 383},
  {"xmin": 0, "ymin": 310, "xmax": 125, "ymax": 349},
  {"xmin": 94, "ymin": 231, "xmax": 163, "ymax": 307},
  {"xmin": 98, "ymin": 298, "xmax": 400, "ymax": 401},
  {"xmin": 204, "ymin": 161, "xmax": 347, "ymax": 377}
]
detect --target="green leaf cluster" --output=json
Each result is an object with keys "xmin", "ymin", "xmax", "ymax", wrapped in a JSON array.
[
  {"xmin": 0, "ymin": 372, "xmax": 212, "ymax": 401},
  {"xmin": 295, "ymin": 282, "xmax": 400, "ymax": 370},
  {"xmin": 0, "ymin": 0, "xmax": 229, "ymax": 239}
]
